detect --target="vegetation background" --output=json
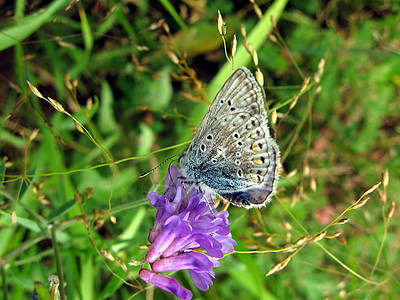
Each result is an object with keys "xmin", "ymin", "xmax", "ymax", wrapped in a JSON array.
[{"xmin": 1, "ymin": 0, "xmax": 399, "ymax": 299}]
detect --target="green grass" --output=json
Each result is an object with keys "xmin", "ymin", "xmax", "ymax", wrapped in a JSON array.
[{"xmin": 1, "ymin": 0, "xmax": 400, "ymax": 299}]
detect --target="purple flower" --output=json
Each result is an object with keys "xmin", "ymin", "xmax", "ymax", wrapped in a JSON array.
[{"xmin": 139, "ymin": 166, "xmax": 236, "ymax": 299}]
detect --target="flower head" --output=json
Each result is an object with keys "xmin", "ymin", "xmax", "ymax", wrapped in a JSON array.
[{"xmin": 139, "ymin": 166, "xmax": 236, "ymax": 299}]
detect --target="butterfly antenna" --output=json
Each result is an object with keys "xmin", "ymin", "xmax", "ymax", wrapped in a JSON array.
[{"xmin": 139, "ymin": 154, "xmax": 182, "ymax": 178}]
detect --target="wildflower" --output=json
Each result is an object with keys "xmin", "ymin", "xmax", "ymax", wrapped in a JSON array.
[{"xmin": 139, "ymin": 166, "xmax": 236, "ymax": 299}]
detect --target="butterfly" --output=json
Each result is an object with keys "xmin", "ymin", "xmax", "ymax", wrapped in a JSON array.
[{"xmin": 179, "ymin": 66, "xmax": 281, "ymax": 208}]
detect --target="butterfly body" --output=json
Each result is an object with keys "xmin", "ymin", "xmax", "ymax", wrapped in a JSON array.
[{"xmin": 179, "ymin": 67, "xmax": 281, "ymax": 209}]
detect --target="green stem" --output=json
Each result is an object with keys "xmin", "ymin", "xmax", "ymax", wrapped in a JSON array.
[
  {"xmin": 316, "ymin": 242, "xmax": 375, "ymax": 285},
  {"xmin": 50, "ymin": 225, "xmax": 66, "ymax": 300},
  {"xmin": 277, "ymin": 196, "xmax": 309, "ymax": 234},
  {"xmin": 282, "ymin": 88, "xmax": 315, "ymax": 162},
  {"xmin": 370, "ymin": 216, "xmax": 389, "ymax": 278}
]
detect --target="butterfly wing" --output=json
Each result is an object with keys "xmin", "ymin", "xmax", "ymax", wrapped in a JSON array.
[{"xmin": 180, "ymin": 67, "xmax": 281, "ymax": 208}]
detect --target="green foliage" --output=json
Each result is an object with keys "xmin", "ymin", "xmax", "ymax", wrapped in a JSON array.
[{"xmin": 1, "ymin": 0, "xmax": 399, "ymax": 299}]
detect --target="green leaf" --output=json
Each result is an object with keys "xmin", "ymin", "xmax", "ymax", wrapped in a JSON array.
[
  {"xmin": 0, "ymin": 0, "xmax": 71, "ymax": 51},
  {"xmin": 99, "ymin": 81, "xmax": 119, "ymax": 134},
  {"xmin": 133, "ymin": 67, "xmax": 173, "ymax": 110},
  {"xmin": 159, "ymin": 0, "xmax": 188, "ymax": 30},
  {"xmin": 78, "ymin": 5, "xmax": 93, "ymax": 53},
  {"xmin": 31, "ymin": 281, "xmax": 51, "ymax": 300},
  {"xmin": 0, "ymin": 210, "xmax": 41, "ymax": 232},
  {"xmin": 136, "ymin": 123, "xmax": 153, "ymax": 156},
  {"xmin": 47, "ymin": 199, "xmax": 76, "ymax": 222},
  {"xmin": 80, "ymin": 255, "xmax": 94, "ymax": 300},
  {"xmin": 98, "ymin": 275, "xmax": 124, "ymax": 299}
]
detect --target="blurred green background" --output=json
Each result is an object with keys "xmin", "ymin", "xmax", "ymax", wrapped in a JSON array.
[{"xmin": 1, "ymin": 0, "xmax": 399, "ymax": 299}]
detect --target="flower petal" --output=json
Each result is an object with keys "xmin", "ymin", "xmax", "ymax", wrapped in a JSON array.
[
  {"xmin": 164, "ymin": 166, "xmax": 181, "ymax": 190},
  {"xmin": 197, "ymin": 235, "xmax": 224, "ymax": 258},
  {"xmin": 152, "ymin": 252, "xmax": 215, "ymax": 273},
  {"xmin": 146, "ymin": 216, "xmax": 185, "ymax": 263},
  {"xmin": 148, "ymin": 192, "xmax": 161, "ymax": 206},
  {"xmin": 165, "ymin": 185, "xmax": 186, "ymax": 214},
  {"xmin": 214, "ymin": 233, "xmax": 237, "ymax": 254},
  {"xmin": 139, "ymin": 269, "xmax": 192, "ymax": 300},
  {"xmin": 188, "ymin": 269, "xmax": 215, "ymax": 291}
]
